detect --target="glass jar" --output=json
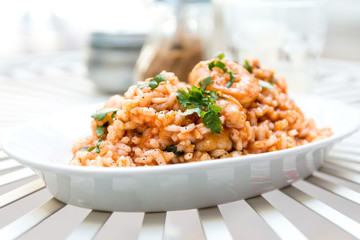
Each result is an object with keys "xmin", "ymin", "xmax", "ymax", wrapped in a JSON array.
[
  {"xmin": 86, "ymin": 31, "xmax": 145, "ymax": 93},
  {"xmin": 134, "ymin": 0, "xmax": 214, "ymax": 83},
  {"xmin": 223, "ymin": 0, "xmax": 328, "ymax": 94}
]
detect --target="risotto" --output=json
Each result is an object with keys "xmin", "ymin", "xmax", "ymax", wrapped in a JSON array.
[{"xmin": 70, "ymin": 56, "xmax": 331, "ymax": 167}]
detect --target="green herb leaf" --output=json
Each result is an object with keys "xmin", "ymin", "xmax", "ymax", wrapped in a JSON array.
[
  {"xmin": 202, "ymin": 103, "xmax": 223, "ymax": 134},
  {"xmin": 176, "ymin": 82, "xmax": 223, "ymax": 134},
  {"xmin": 209, "ymin": 60, "xmax": 227, "ymax": 71},
  {"xmin": 208, "ymin": 90, "xmax": 219, "ymax": 101},
  {"xmin": 81, "ymin": 136, "xmax": 103, "ymax": 153},
  {"xmin": 163, "ymin": 145, "xmax": 185, "ymax": 157},
  {"xmin": 177, "ymin": 87, "xmax": 208, "ymax": 110},
  {"xmin": 134, "ymin": 129, "xmax": 142, "ymax": 136},
  {"xmin": 199, "ymin": 76, "xmax": 213, "ymax": 91},
  {"xmin": 81, "ymin": 146, "xmax": 95, "ymax": 152},
  {"xmin": 175, "ymin": 151, "xmax": 185, "ymax": 157},
  {"xmin": 95, "ymin": 136, "xmax": 103, "ymax": 154},
  {"xmin": 181, "ymin": 107, "xmax": 202, "ymax": 117},
  {"xmin": 270, "ymin": 76, "xmax": 276, "ymax": 84},
  {"xmin": 208, "ymin": 61, "xmax": 215, "ymax": 70},
  {"xmin": 259, "ymin": 80, "xmax": 275, "ymax": 90},
  {"xmin": 225, "ymin": 71, "xmax": 236, "ymax": 88},
  {"xmin": 137, "ymin": 82, "xmax": 149, "ymax": 89},
  {"xmin": 164, "ymin": 145, "xmax": 177, "ymax": 153},
  {"xmin": 217, "ymin": 53, "xmax": 225, "ymax": 60},
  {"xmin": 91, "ymin": 108, "xmax": 119, "ymax": 121},
  {"xmin": 96, "ymin": 126, "xmax": 106, "ymax": 136},
  {"xmin": 138, "ymin": 74, "xmax": 167, "ymax": 90},
  {"xmin": 243, "ymin": 59, "xmax": 252, "ymax": 73}
]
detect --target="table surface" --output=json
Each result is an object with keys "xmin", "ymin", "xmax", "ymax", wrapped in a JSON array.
[{"xmin": 0, "ymin": 52, "xmax": 360, "ymax": 240}]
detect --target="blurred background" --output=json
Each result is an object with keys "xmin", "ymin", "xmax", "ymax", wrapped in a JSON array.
[
  {"xmin": 0, "ymin": 0, "xmax": 359, "ymax": 93},
  {"xmin": 0, "ymin": 0, "xmax": 358, "ymax": 59},
  {"xmin": 1, "ymin": 1, "xmax": 360, "ymax": 239}
]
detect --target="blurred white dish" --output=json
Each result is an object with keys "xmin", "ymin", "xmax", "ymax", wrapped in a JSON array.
[{"xmin": 2, "ymin": 95, "xmax": 360, "ymax": 212}]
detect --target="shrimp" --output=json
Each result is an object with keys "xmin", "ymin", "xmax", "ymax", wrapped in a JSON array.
[
  {"xmin": 216, "ymin": 94, "xmax": 247, "ymax": 129},
  {"xmin": 189, "ymin": 59, "xmax": 260, "ymax": 107}
]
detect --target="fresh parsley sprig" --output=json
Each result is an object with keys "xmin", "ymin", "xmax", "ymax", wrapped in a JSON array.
[
  {"xmin": 177, "ymin": 78, "xmax": 223, "ymax": 134},
  {"xmin": 138, "ymin": 74, "xmax": 167, "ymax": 90}
]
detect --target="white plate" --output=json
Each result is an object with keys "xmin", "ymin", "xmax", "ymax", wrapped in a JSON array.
[{"xmin": 2, "ymin": 95, "xmax": 360, "ymax": 212}]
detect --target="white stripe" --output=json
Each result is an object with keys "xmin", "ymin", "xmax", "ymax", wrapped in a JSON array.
[
  {"xmin": 138, "ymin": 212, "xmax": 166, "ymax": 240},
  {"xmin": 307, "ymin": 175, "xmax": 360, "ymax": 205},
  {"xmin": 281, "ymin": 186, "xmax": 360, "ymax": 239},
  {"xmin": 198, "ymin": 207, "xmax": 233, "ymax": 240},
  {"xmin": 0, "ymin": 168, "xmax": 36, "ymax": 187},
  {"xmin": 246, "ymin": 196, "xmax": 307, "ymax": 240},
  {"xmin": 66, "ymin": 211, "xmax": 112, "ymax": 240},
  {"xmin": 0, "ymin": 198, "xmax": 65, "ymax": 239},
  {"xmin": 0, "ymin": 178, "xmax": 45, "ymax": 208}
]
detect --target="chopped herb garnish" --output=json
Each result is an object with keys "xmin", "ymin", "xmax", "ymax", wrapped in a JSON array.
[
  {"xmin": 138, "ymin": 74, "xmax": 166, "ymax": 90},
  {"xmin": 92, "ymin": 108, "xmax": 119, "ymax": 121},
  {"xmin": 175, "ymin": 151, "xmax": 185, "ymax": 157},
  {"xmin": 164, "ymin": 145, "xmax": 177, "ymax": 153},
  {"xmin": 243, "ymin": 59, "xmax": 252, "ymax": 73},
  {"xmin": 96, "ymin": 126, "xmax": 106, "ymax": 136},
  {"xmin": 163, "ymin": 145, "xmax": 184, "ymax": 157},
  {"xmin": 208, "ymin": 60, "xmax": 226, "ymax": 72},
  {"xmin": 202, "ymin": 104, "xmax": 223, "ymax": 134},
  {"xmin": 208, "ymin": 90, "xmax": 219, "ymax": 101},
  {"xmin": 134, "ymin": 129, "xmax": 142, "ymax": 136},
  {"xmin": 149, "ymin": 74, "xmax": 166, "ymax": 90},
  {"xmin": 81, "ymin": 146, "xmax": 94, "ymax": 151},
  {"xmin": 259, "ymin": 80, "xmax": 275, "ymax": 90},
  {"xmin": 95, "ymin": 136, "xmax": 103, "ymax": 153},
  {"xmin": 199, "ymin": 76, "xmax": 213, "ymax": 91},
  {"xmin": 81, "ymin": 136, "xmax": 103, "ymax": 153},
  {"xmin": 217, "ymin": 53, "xmax": 225, "ymax": 60},
  {"xmin": 226, "ymin": 71, "xmax": 236, "ymax": 88},
  {"xmin": 181, "ymin": 108, "xmax": 202, "ymax": 116},
  {"xmin": 177, "ymin": 79, "xmax": 223, "ymax": 134},
  {"xmin": 208, "ymin": 54, "xmax": 236, "ymax": 88},
  {"xmin": 270, "ymin": 76, "xmax": 276, "ymax": 84},
  {"xmin": 137, "ymin": 82, "xmax": 149, "ymax": 89}
]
